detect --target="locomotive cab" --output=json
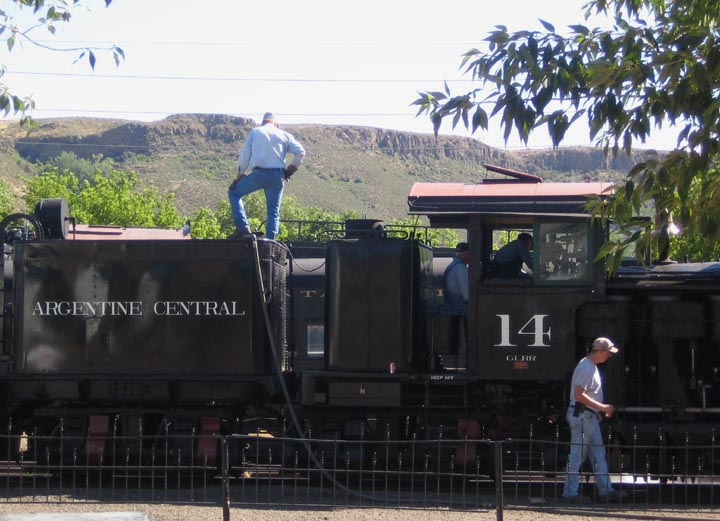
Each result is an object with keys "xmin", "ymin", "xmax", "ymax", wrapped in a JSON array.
[
  {"xmin": 410, "ymin": 165, "xmax": 720, "ymax": 476},
  {"xmin": 472, "ymin": 215, "xmax": 607, "ymax": 380},
  {"xmin": 409, "ymin": 167, "xmax": 613, "ymax": 388}
]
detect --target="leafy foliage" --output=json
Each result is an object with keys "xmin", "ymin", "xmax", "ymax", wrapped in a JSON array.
[
  {"xmin": 670, "ymin": 234, "xmax": 720, "ymax": 263},
  {"xmin": 23, "ymin": 163, "xmax": 462, "ymax": 248},
  {"xmin": 0, "ymin": 178, "xmax": 16, "ymax": 217},
  {"xmin": 23, "ymin": 168, "xmax": 79, "ymax": 204},
  {"xmin": 279, "ymin": 195, "xmax": 359, "ymax": 241},
  {"xmin": 24, "ymin": 168, "xmax": 182, "ymax": 227},
  {"xmin": 186, "ymin": 206, "xmax": 222, "ymax": 239},
  {"xmin": 189, "ymin": 193, "xmax": 359, "ymax": 241},
  {"xmin": 413, "ymin": 0, "xmax": 720, "ymax": 267},
  {"xmin": 1, "ymin": 0, "xmax": 123, "ymax": 122},
  {"xmin": 387, "ymin": 217, "xmax": 460, "ymax": 248},
  {"xmin": 47, "ymin": 152, "xmax": 116, "ymax": 183}
]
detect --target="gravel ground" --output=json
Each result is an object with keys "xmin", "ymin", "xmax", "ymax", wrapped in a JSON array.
[
  {"xmin": 3, "ymin": 502, "xmax": 720, "ymax": 521},
  {"xmin": 2, "ymin": 484, "xmax": 719, "ymax": 521}
]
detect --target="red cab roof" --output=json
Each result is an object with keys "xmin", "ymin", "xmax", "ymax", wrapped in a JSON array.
[{"xmin": 408, "ymin": 181, "xmax": 614, "ymax": 217}]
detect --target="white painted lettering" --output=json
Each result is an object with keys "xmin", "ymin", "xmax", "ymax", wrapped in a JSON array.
[
  {"xmin": 495, "ymin": 314, "xmax": 516, "ymax": 347},
  {"xmin": 32, "ymin": 300, "xmax": 244, "ymax": 317},
  {"xmin": 496, "ymin": 314, "xmax": 552, "ymax": 348}
]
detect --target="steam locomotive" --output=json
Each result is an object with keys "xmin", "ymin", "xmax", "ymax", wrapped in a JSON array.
[{"xmin": 1, "ymin": 165, "xmax": 718, "ymax": 476}]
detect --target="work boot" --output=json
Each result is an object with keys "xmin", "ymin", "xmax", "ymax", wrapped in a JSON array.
[{"xmin": 228, "ymin": 227, "xmax": 252, "ymax": 239}]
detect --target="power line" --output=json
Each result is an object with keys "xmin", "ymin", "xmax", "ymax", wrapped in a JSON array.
[
  {"xmin": 33, "ymin": 108, "xmax": 422, "ymax": 117},
  {"xmin": 7, "ymin": 70, "xmax": 474, "ymax": 83},
  {"xmin": 13, "ymin": 38, "xmax": 487, "ymax": 48}
]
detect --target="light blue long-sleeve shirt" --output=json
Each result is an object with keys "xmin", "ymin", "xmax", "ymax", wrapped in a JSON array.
[
  {"xmin": 237, "ymin": 123, "xmax": 306, "ymax": 174},
  {"xmin": 443, "ymin": 257, "xmax": 469, "ymax": 315},
  {"xmin": 444, "ymin": 257, "xmax": 469, "ymax": 301}
]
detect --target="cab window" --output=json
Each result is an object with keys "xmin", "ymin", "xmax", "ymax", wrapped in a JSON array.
[{"xmin": 536, "ymin": 221, "xmax": 592, "ymax": 284}]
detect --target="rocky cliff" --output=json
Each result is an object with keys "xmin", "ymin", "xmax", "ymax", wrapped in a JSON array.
[{"xmin": 0, "ymin": 114, "xmax": 640, "ymax": 219}]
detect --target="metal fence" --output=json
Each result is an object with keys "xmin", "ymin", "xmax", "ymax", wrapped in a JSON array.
[{"xmin": 1, "ymin": 424, "xmax": 719, "ymax": 520}]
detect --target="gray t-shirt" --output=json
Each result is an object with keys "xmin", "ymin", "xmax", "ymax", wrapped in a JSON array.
[{"xmin": 569, "ymin": 356, "xmax": 602, "ymax": 410}]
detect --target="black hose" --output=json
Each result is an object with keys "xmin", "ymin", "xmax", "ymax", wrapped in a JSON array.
[{"xmin": 248, "ymin": 235, "xmax": 370, "ymax": 498}]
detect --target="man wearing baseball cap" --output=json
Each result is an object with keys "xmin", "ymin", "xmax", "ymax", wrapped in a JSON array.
[
  {"xmin": 228, "ymin": 112, "xmax": 305, "ymax": 240},
  {"xmin": 562, "ymin": 337, "xmax": 627, "ymax": 503}
]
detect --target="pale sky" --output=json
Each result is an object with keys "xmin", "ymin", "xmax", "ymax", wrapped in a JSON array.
[{"xmin": 2, "ymin": 0, "xmax": 679, "ymax": 150}]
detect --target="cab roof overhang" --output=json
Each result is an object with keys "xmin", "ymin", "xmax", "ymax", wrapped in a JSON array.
[{"xmin": 407, "ymin": 181, "xmax": 615, "ymax": 227}]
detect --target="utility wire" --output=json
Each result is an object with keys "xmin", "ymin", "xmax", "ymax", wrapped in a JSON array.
[
  {"xmin": 7, "ymin": 38, "xmax": 488, "ymax": 48},
  {"xmin": 6, "ymin": 70, "xmax": 475, "ymax": 83},
  {"xmin": 32, "ymin": 108, "xmax": 422, "ymax": 117}
]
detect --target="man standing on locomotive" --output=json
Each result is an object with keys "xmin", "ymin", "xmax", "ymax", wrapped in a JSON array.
[
  {"xmin": 562, "ymin": 337, "xmax": 627, "ymax": 502},
  {"xmin": 228, "ymin": 112, "xmax": 306, "ymax": 240},
  {"xmin": 443, "ymin": 242, "xmax": 470, "ymax": 316}
]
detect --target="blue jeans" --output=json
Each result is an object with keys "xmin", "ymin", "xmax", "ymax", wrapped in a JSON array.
[
  {"xmin": 563, "ymin": 409, "xmax": 613, "ymax": 496},
  {"xmin": 228, "ymin": 168, "xmax": 285, "ymax": 240}
]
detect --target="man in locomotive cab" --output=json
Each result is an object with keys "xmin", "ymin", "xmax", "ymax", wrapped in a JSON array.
[
  {"xmin": 562, "ymin": 337, "xmax": 628, "ymax": 503},
  {"xmin": 442, "ymin": 242, "xmax": 470, "ymax": 316},
  {"xmin": 492, "ymin": 232, "xmax": 533, "ymax": 278}
]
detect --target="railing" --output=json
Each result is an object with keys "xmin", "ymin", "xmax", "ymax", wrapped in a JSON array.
[
  {"xmin": 279, "ymin": 219, "xmax": 435, "ymax": 243},
  {"xmin": 2, "ymin": 426, "xmax": 719, "ymax": 520}
]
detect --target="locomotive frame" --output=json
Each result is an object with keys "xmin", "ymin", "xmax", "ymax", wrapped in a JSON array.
[{"xmin": 0, "ymin": 165, "xmax": 718, "ymax": 479}]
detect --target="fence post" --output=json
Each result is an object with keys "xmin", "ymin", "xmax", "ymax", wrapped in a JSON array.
[
  {"xmin": 494, "ymin": 441, "xmax": 503, "ymax": 521},
  {"xmin": 221, "ymin": 436, "xmax": 230, "ymax": 521}
]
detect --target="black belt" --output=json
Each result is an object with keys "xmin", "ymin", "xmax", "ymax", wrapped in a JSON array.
[{"xmin": 571, "ymin": 403, "xmax": 598, "ymax": 417}]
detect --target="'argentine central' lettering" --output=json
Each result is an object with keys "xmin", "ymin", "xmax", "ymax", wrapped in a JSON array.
[
  {"xmin": 33, "ymin": 301, "xmax": 246, "ymax": 317},
  {"xmin": 154, "ymin": 301, "xmax": 244, "ymax": 316}
]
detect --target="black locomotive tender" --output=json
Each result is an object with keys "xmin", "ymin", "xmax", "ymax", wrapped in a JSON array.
[{"xmin": 1, "ymin": 165, "xmax": 719, "ymax": 477}]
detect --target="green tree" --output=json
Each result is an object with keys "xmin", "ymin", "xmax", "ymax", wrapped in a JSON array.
[
  {"xmin": 0, "ymin": 178, "xmax": 15, "ymax": 217},
  {"xmin": 23, "ymin": 168, "xmax": 79, "ymax": 205},
  {"xmin": 188, "ymin": 194, "xmax": 348, "ymax": 240},
  {"xmin": 24, "ymin": 168, "xmax": 182, "ymax": 228},
  {"xmin": 414, "ymin": 0, "xmax": 720, "ymax": 268},
  {"xmin": 387, "ymin": 217, "xmax": 460, "ymax": 248},
  {"xmin": 199, "ymin": 194, "xmax": 265, "ymax": 238},
  {"xmin": 48, "ymin": 152, "xmax": 115, "ymax": 183},
  {"xmin": 280, "ymin": 195, "xmax": 357, "ymax": 241},
  {"xmin": 670, "ymin": 234, "xmax": 720, "ymax": 263},
  {"xmin": 213, "ymin": 199, "xmax": 237, "ymax": 234},
  {"xmin": 187, "ymin": 207, "xmax": 222, "ymax": 239},
  {"xmin": 184, "ymin": 195, "xmax": 462, "ymax": 245},
  {"xmin": 190, "ymin": 194, "xmax": 359, "ymax": 241},
  {"xmin": 1, "ymin": 1, "xmax": 123, "ymax": 121},
  {"xmin": 187, "ymin": 196, "xmax": 257, "ymax": 240}
]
